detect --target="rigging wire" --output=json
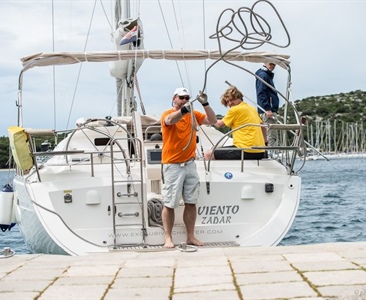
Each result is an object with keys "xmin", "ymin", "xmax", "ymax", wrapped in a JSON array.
[
  {"xmin": 66, "ymin": 0, "xmax": 98, "ymax": 130},
  {"xmin": 173, "ymin": 0, "xmax": 191, "ymax": 91},
  {"xmin": 99, "ymin": 0, "xmax": 113, "ymax": 32},
  {"xmin": 202, "ymin": 0, "xmax": 207, "ymax": 79},
  {"xmin": 52, "ymin": 0, "xmax": 56, "ymax": 131},
  {"xmin": 157, "ymin": 0, "xmax": 185, "ymax": 86}
]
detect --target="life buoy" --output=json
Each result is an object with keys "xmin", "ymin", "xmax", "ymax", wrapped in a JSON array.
[{"xmin": 0, "ymin": 184, "xmax": 16, "ymax": 232}]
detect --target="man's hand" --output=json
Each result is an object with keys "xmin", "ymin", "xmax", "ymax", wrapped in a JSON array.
[
  {"xmin": 180, "ymin": 102, "xmax": 191, "ymax": 115},
  {"xmin": 266, "ymin": 110, "xmax": 274, "ymax": 118},
  {"xmin": 197, "ymin": 91, "xmax": 209, "ymax": 106},
  {"xmin": 214, "ymin": 120, "xmax": 225, "ymax": 128}
]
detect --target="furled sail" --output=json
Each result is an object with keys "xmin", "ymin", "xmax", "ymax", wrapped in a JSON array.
[
  {"xmin": 109, "ymin": 18, "xmax": 144, "ymax": 79},
  {"xmin": 21, "ymin": 50, "xmax": 290, "ymax": 72}
]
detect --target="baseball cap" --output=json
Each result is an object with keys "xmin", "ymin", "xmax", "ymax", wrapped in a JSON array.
[{"xmin": 173, "ymin": 87, "xmax": 190, "ymax": 97}]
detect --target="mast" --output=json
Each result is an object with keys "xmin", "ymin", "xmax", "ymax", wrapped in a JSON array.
[
  {"xmin": 111, "ymin": 0, "xmax": 141, "ymax": 117},
  {"xmin": 115, "ymin": 0, "xmax": 123, "ymax": 116}
]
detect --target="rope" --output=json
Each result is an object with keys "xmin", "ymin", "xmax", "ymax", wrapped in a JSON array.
[
  {"xmin": 200, "ymin": 0, "xmax": 291, "ymax": 93},
  {"xmin": 147, "ymin": 198, "xmax": 164, "ymax": 227},
  {"xmin": 134, "ymin": 71, "xmax": 146, "ymax": 115},
  {"xmin": 182, "ymin": 0, "xmax": 294, "ymax": 152}
]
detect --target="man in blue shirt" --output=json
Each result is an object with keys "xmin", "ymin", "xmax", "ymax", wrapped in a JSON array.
[{"xmin": 255, "ymin": 62, "xmax": 279, "ymax": 147}]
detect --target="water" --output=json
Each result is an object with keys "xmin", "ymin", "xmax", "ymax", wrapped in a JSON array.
[
  {"xmin": 0, "ymin": 170, "xmax": 30, "ymax": 254},
  {"xmin": 280, "ymin": 157, "xmax": 366, "ymax": 245},
  {"xmin": 1, "ymin": 158, "xmax": 365, "ymax": 254}
]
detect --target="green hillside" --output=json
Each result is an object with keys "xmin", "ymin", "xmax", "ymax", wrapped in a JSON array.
[
  {"xmin": 285, "ymin": 89, "xmax": 366, "ymax": 124},
  {"xmin": 280, "ymin": 90, "xmax": 366, "ymax": 153}
]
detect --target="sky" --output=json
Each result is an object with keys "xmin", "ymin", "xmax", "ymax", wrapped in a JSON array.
[{"xmin": 1, "ymin": 0, "xmax": 365, "ymax": 137}]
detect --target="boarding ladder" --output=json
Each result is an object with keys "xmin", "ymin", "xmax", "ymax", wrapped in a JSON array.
[{"xmin": 108, "ymin": 135, "xmax": 148, "ymax": 249}]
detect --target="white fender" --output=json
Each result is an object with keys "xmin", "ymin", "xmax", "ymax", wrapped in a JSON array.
[{"xmin": 0, "ymin": 184, "xmax": 15, "ymax": 232}]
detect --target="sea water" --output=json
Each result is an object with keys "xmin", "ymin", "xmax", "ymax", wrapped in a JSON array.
[
  {"xmin": 1, "ymin": 158, "xmax": 365, "ymax": 254},
  {"xmin": 281, "ymin": 157, "xmax": 366, "ymax": 245},
  {"xmin": 0, "ymin": 169, "xmax": 30, "ymax": 254}
]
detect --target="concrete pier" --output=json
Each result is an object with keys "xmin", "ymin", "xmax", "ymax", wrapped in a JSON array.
[{"xmin": 0, "ymin": 241, "xmax": 366, "ymax": 299}]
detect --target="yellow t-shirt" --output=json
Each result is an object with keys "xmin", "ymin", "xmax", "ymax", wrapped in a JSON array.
[
  {"xmin": 222, "ymin": 102, "xmax": 265, "ymax": 153},
  {"xmin": 161, "ymin": 109, "xmax": 206, "ymax": 164}
]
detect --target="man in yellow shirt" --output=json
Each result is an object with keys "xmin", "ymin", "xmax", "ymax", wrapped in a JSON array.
[
  {"xmin": 161, "ymin": 87, "xmax": 216, "ymax": 248},
  {"xmin": 204, "ymin": 85, "xmax": 266, "ymax": 160}
]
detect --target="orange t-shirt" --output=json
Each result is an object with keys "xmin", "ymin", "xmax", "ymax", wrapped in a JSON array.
[{"xmin": 161, "ymin": 109, "xmax": 206, "ymax": 164}]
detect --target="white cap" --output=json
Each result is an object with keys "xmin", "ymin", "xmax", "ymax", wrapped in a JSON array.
[{"xmin": 173, "ymin": 87, "xmax": 190, "ymax": 96}]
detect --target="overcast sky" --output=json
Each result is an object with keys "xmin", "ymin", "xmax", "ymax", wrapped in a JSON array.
[{"xmin": 1, "ymin": 0, "xmax": 365, "ymax": 137}]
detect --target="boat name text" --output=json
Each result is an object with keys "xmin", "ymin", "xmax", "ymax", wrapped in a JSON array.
[{"xmin": 198, "ymin": 205, "xmax": 239, "ymax": 224}]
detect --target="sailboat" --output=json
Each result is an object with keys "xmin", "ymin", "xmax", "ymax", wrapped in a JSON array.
[{"xmin": 5, "ymin": 0, "xmax": 306, "ymax": 255}]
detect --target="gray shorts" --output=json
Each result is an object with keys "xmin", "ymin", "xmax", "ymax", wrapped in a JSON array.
[{"xmin": 162, "ymin": 160, "xmax": 200, "ymax": 209}]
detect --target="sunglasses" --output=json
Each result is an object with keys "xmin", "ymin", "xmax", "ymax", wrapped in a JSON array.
[{"xmin": 178, "ymin": 95, "xmax": 190, "ymax": 100}]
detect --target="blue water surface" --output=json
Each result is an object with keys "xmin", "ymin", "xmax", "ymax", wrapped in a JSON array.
[{"xmin": 280, "ymin": 157, "xmax": 366, "ymax": 245}]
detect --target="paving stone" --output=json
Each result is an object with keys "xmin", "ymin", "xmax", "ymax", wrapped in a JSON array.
[
  {"xmin": 123, "ymin": 257, "xmax": 176, "ymax": 268},
  {"xmin": 288, "ymin": 297, "xmax": 324, "ymax": 300},
  {"xmin": 174, "ymin": 273, "xmax": 233, "ymax": 289},
  {"xmin": 283, "ymin": 252, "xmax": 346, "ymax": 263},
  {"xmin": 175, "ymin": 265, "xmax": 232, "ymax": 277},
  {"xmin": 229, "ymin": 254, "xmax": 285, "ymax": 262},
  {"xmin": 0, "ymin": 291, "xmax": 40, "ymax": 299},
  {"xmin": 2, "ymin": 268, "xmax": 65, "ymax": 281},
  {"xmin": 117, "ymin": 266, "xmax": 173, "ymax": 278},
  {"xmin": 291, "ymin": 260, "xmax": 360, "ymax": 271},
  {"xmin": 235, "ymin": 270, "xmax": 303, "ymax": 285},
  {"xmin": 175, "ymin": 255, "xmax": 229, "ymax": 267},
  {"xmin": 0, "ymin": 279, "xmax": 52, "ymax": 292},
  {"xmin": 38, "ymin": 284, "xmax": 108, "ymax": 299},
  {"xmin": 64, "ymin": 265, "xmax": 120, "ymax": 277},
  {"xmin": 0, "ymin": 262, "xmax": 25, "ymax": 274},
  {"xmin": 54, "ymin": 276, "xmax": 114, "ymax": 285},
  {"xmin": 230, "ymin": 259, "xmax": 293, "ymax": 273},
  {"xmin": 104, "ymin": 287, "xmax": 171, "ymax": 299},
  {"xmin": 318, "ymin": 284, "xmax": 366, "ymax": 299},
  {"xmin": 112, "ymin": 276, "xmax": 172, "ymax": 288},
  {"xmin": 173, "ymin": 290, "xmax": 240, "ymax": 299},
  {"xmin": 351, "ymin": 258, "xmax": 366, "ymax": 266},
  {"xmin": 0, "ymin": 242, "xmax": 366, "ymax": 299},
  {"xmin": 240, "ymin": 281, "xmax": 318, "ymax": 299},
  {"xmin": 303, "ymin": 270, "xmax": 366, "ymax": 286},
  {"xmin": 174, "ymin": 283, "xmax": 236, "ymax": 294},
  {"xmin": 339, "ymin": 250, "xmax": 366, "ymax": 259}
]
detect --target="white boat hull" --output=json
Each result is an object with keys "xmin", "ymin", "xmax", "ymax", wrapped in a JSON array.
[{"xmin": 12, "ymin": 121, "xmax": 301, "ymax": 255}]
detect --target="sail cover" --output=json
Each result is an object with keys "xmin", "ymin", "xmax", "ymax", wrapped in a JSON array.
[{"xmin": 21, "ymin": 50, "xmax": 290, "ymax": 72}]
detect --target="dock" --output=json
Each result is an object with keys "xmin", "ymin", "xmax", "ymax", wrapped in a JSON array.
[{"xmin": 1, "ymin": 241, "xmax": 366, "ymax": 299}]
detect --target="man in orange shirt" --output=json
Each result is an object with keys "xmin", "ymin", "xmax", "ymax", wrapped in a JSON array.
[{"xmin": 161, "ymin": 87, "xmax": 216, "ymax": 248}]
